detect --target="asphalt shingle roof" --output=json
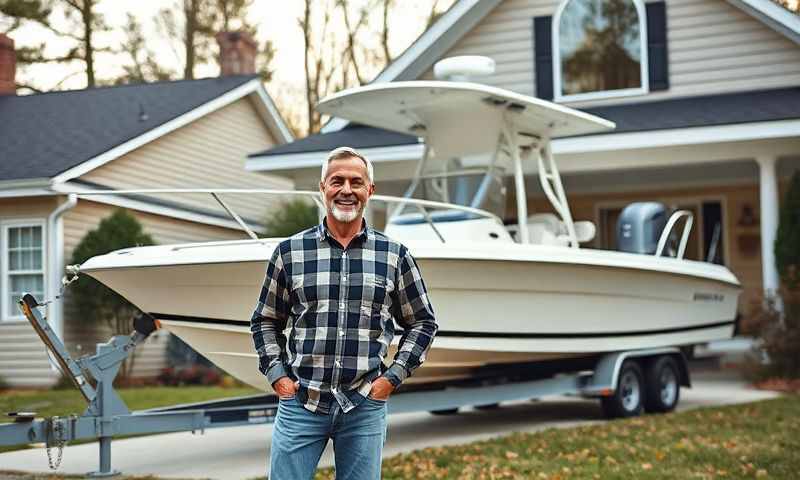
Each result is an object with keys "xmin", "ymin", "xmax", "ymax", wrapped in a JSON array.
[
  {"xmin": 0, "ymin": 75, "xmax": 258, "ymax": 181},
  {"xmin": 249, "ymin": 124, "xmax": 419, "ymax": 157},
  {"xmin": 251, "ymin": 87, "xmax": 800, "ymax": 159}
]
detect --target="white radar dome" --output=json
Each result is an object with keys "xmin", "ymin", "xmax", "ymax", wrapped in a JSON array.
[{"xmin": 433, "ymin": 56, "xmax": 495, "ymax": 82}]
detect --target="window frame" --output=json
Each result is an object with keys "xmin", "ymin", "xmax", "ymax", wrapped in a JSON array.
[
  {"xmin": 552, "ymin": 0, "xmax": 650, "ymax": 103},
  {"xmin": 1, "ymin": 219, "xmax": 47, "ymax": 322}
]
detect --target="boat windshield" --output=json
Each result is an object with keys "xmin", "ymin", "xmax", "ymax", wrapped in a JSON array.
[{"xmin": 398, "ymin": 155, "xmax": 508, "ymax": 220}]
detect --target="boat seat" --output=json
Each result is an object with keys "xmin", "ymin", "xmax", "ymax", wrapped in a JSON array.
[
  {"xmin": 389, "ymin": 209, "xmax": 480, "ymax": 225},
  {"xmin": 526, "ymin": 214, "xmax": 596, "ymax": 245}
]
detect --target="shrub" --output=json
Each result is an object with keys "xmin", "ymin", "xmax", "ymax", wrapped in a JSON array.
[
  {"xmin": 744, "ymin": 291, "xmax": 800, "ymax": 381},
  {"xmin": 263, "ymin": 199, "xmax": 319, "ymax": 238},
  {"xmin": 745, "ymin": 173, "xmax": 800, "ymax": 381},
  {"xmin": 69, "ymin": 209, "xmax": 155, "ymax": 379},
  {"xmin": 156, "ymin": 365, "xmax": 222, "ymax": 386}
]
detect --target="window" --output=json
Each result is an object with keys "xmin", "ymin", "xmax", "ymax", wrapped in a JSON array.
[
  {"xmin": 2, "ymin": 221, "xmax": 45, "ymax": 321},
  {"xmin": 554, "ymin": 0, "xmax": 648, "ymax": 101}
]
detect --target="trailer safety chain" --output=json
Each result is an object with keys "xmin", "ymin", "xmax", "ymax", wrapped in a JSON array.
[
  {"xmin": 37, "ymin": 268, "xmax": 80, "ymax": 308},
  {"xmin": 45, "ymin": 416, "xmax": 67, "ymax": 470}
]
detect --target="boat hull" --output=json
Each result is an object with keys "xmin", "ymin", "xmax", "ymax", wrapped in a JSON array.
[{"xmin": 81, "ymin": 241, "xmax": 740, "ymax": 392}]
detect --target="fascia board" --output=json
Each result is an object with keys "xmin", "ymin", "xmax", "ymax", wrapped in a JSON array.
[
  {"xmin": 552, "ymin": 119, "xmax": 800, "ymax": 154},
  {"xmin": 727, "ymin": 0, "xmax": 800, "ymax": 45},
  {"xmin": 51, "ymin": 79, "xmax": 262, "ymax": 184},
  {"xmin": 253, "ymin": 83, "xmax": 294, "ymax": 143},
  {"xmin": 52, "ymin": 182, "xmax": 263, "ymax": 233},
  {"xmin": 0, "ymin": 177, "xmax": 52, "ymax": 189}
]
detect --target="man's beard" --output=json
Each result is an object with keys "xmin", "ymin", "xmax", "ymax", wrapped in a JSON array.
[{"xmin": 324, "ymin": 195, "xmax": 367, "ymax": 223}]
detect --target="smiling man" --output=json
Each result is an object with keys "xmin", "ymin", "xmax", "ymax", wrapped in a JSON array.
[{"xmin": 250, "ymin": 146, "xmax": 438, "ymax": 479}]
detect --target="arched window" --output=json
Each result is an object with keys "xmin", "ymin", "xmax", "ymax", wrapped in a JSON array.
[{"xmin": 554, "ymin": 0, "xmax": 648, "ymax": 101}]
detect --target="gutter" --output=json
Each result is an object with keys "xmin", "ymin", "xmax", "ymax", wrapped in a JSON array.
[{"xmin": 46, "ymin": 193, "xmax": 78, "ymax": 347}]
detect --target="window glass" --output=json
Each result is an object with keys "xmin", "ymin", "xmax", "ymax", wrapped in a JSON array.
[
  {"xmin": 6, "ymin": 225, "xmax": 45, "ymax": 318},
  {"xmin": 559, "ymin": 0, "xmax": 643, "ymax": 96}
]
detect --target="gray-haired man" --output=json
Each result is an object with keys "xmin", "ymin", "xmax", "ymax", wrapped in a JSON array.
[{"xmin": 251, "ymin": 146, "xmax": 438, "ymax": 479}]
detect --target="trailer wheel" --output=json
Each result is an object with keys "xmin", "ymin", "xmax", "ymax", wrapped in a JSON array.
[
  {"xmin": 601, "ymin": 360, "xmax": 645, "ymax": 418},
  {"xmin": 644, "ymin": 356, "xmax": 680, "ymax": 413}
]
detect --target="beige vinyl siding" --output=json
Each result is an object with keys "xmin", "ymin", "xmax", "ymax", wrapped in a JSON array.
[
  {"xmin": 422, "ymin": 0, "xmax": 800, "ymax": 107},
  {"xmin": 61, "ymin": 200, "xmax": 248, "ymax": 378},
  {"xmin": 0, "ymin": 197, "xmax": 59, "ymax": 387},
  {"xmin": 80, "ymin": 96, "xmax": 292, "ymax": 227}
]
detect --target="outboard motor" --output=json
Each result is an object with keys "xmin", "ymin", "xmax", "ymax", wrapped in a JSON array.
[{"xmin": 617, "ymin": 202, "xmax": 667, "ymax": 254}]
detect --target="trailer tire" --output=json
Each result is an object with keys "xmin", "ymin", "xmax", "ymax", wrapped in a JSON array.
[
  {"xmin": 601, "ymin": 360, "xmax": 645, "ymax": 418},
  {"xmin": 644, "ymin": 356, "xmax": 680, "ymax": 413}
]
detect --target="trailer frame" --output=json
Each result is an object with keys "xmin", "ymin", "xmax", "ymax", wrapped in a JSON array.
[{"xmin": 1, "ymin": 293, "xmax": 690, "ymax": 477}]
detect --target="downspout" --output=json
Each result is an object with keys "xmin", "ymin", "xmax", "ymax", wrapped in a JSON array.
[{"xmin": 47, "ymin": 193, "xmax": 78, "ymax": 344}]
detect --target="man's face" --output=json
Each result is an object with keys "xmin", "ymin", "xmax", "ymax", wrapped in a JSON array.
[{"xmin": 320, "ymin": 156, "xmax": 375, "ymax": 224}]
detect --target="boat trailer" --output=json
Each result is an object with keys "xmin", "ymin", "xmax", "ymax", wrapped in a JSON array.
[{"xmin": 1, "ymin": 293, "xmax": 690, "ymax": 477}]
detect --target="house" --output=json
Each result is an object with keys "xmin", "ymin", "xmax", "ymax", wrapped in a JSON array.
[
  {"xmin": 0, "ymin": 32, "xmax": 293, "ymax": 387},
  {"xmin": 246, "ymin": 0, "xmax": 800, "ymax": 321}
]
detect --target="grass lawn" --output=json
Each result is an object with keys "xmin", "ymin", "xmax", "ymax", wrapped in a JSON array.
[
  {"xmin": 311, "ymin": 394, "xmax": 798, "ymax": 480},
  {"xmin": 1, "ymin": 394, "xmax": 797, "ymax": 479},
  {"xmin": 0, "ymin": 386, "xmax": 259, "ymax": 454}
]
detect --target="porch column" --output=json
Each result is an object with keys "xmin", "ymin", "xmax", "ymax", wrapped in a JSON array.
[{"xmin": 756, "ymin": 155, "xmax": 780, "ymax": 297}]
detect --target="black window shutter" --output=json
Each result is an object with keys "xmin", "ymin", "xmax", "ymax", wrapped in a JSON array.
[
  {"xmin": 533, "ymin": 16, "xmax": 553, "ymax": 100},
  {"xmin": 646, "ymin": 2, "xmax": 669, "ymax": 91}
]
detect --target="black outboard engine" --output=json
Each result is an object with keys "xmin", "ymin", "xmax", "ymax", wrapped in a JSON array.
[{"xmin": 617, "ymin": 202, "xmax": 668, "ymax": 254}]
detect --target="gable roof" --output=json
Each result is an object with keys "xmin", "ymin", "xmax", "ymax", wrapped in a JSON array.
[
  {"xmin": 322, "ymin": 0, "xmax": 800, "ymax": 134},
  {"xmin": 0, "ymin": 75, "xmax": 292, "ymax": 183}
]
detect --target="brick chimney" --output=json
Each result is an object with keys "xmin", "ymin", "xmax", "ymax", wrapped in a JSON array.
[
  {"xmin": 216, "ymin": 31, "xmax": 257, "ymax": 76},
  {"xmin": 0, "ymin": 33, "xmax": 16, "ymax": 95}
]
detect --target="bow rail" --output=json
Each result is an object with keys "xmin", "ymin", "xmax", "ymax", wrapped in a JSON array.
[{"xmin": 66, "ymin": 188, "xmax": 502, "ymax": 243}]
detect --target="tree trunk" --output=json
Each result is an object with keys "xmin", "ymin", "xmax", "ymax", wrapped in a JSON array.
[
  {"xmin": 82, "ymin": 0, "xmax": 95, "ymax": 87},
  {"xmin": 184, "ymin": 0, "xmax": 197, "ymax": 79}
]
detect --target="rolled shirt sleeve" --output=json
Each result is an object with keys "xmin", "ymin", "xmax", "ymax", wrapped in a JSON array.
[
  {"xmin": 385, "ymin": 248, "xmax": 438, "ymax": 386},
  {"xmin": 250, "ymin": 245, "xmax": 291, "ymax": 386}
]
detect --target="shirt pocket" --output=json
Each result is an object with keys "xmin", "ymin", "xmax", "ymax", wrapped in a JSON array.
[{"xmin": 352, "ymin": 273, "xmax": 393, "ymax": 312}]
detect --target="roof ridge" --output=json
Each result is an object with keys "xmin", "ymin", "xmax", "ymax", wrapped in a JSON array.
[{"xmin": 15, "ymin": 74, "xmax": 259, "ymax": 99}]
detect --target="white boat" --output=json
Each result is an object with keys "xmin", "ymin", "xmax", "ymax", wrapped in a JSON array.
[{"xmin": 78, "ymin": 73, "xmax": 741, "ymax": 391}]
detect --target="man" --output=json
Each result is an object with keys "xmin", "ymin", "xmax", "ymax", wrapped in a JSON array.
[{"xmin": 251, "ymin": 146, "xmax": 438, "ymax": 479}]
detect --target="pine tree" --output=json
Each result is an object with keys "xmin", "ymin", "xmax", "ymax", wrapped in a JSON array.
[{"xmin": 775, "ymin": 172, "xmax": 800, "ymax": 290}]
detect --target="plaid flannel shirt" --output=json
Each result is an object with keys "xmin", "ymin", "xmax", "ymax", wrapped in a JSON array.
[{"xmin": 250, "ymin": 220, "xmax": 437, "ymax": 414}]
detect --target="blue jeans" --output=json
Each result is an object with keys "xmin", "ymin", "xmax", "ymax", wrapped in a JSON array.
[{"xmin": 268, "ymin": 396, "xmax": 387, "ymax": 480}]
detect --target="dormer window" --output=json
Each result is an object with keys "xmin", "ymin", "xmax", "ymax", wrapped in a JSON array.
[{"xmin": 553, "ymin": 0, "xmax": 649, "ymax": 102}]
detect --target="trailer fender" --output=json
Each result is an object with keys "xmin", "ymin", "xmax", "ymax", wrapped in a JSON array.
[{"xmin": 581, "ymin": 348, "xmax": 690, "ymax": 396}]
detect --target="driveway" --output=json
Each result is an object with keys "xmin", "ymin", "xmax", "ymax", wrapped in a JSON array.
[{"xmin": 0, "ymin": 368, "xmax": 779, "ymax": 479}]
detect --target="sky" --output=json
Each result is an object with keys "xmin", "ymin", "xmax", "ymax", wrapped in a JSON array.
[
  {"xmin": 3, "ymin": 0, "xmax": 453, "ymax": 89},
  {"xmin": 3, "ymin": 0, "xmax": 455, "ymax": 128}
]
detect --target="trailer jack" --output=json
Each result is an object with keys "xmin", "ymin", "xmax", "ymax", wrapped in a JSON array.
[{"xmin": 0, "ymin": 294, "xmax": 207, "ymax": 477}]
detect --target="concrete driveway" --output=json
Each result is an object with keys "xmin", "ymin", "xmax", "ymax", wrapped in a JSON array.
[{"xmin": 0, "ymin": 369, "xmax": 779, "ymax": 479}]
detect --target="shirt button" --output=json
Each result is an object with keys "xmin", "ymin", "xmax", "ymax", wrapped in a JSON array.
[
  {"xmin": 339, "ymin": 329, "xmax": 344, "ymax": 337},
  {"xmin": 335, "ymin": 360, "xmax": 341, "ymax": 367}
]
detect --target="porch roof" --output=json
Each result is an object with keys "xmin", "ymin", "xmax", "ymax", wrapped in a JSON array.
[{"xmin": 248, "ymin": 87, "xmax": 800, "ymax": 165}]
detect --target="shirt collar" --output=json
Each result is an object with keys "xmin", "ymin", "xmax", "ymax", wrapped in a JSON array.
[{"xmin": 317, "ymin": 218, "xmax": 371, "ymax": 243}]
